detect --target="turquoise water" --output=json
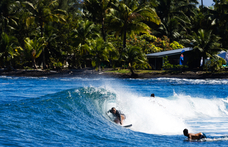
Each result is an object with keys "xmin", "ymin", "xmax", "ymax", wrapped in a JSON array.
[{"xmin": 0, "ymin": 76, "xmax": 228, "ymax": 146}]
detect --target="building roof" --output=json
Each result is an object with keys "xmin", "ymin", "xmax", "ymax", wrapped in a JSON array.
[{"xmin": 146, "ymin": 47, "xmax": 193, "ymax": 58}]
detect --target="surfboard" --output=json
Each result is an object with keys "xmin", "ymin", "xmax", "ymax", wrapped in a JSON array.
[
  {"xmin": 123, "ymin": 124, "xmax": 132, "ymax": 128},
  {"xmin": 106, "ymin": 113, "xmax": 132, "ymax": 128}
]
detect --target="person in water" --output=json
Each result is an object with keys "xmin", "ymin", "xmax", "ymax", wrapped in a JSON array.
[
  {"xmin": 108, "ymin": 107, "xmax": 126, "ymax": 125},
  {"xmin": 151, "ymin": 93, "xmax": 155, "ymax": 97},
  {"xmin": 183, "ymin": 129, "xmax": 206, "ymax": 140}
]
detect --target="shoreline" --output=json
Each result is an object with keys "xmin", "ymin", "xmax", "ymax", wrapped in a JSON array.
[{"xmin": 1, "ymin": 68, "xmax": 228, "ymax": 79}]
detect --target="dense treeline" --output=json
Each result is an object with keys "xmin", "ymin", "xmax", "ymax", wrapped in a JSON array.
[{"xmin": 0, "ymin": 0, "xmax": 227, "ymax": 74}]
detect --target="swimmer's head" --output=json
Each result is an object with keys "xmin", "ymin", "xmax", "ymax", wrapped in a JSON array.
[{"xmin": 183, "ymin": 129, "xmax": 188, "ymax": 136}]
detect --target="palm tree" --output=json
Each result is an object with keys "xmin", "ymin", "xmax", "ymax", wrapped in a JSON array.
[
  {"xmin": 24, "ymin": 0, "xmax": 66, "ymax": 37},
  {"xmin": 156, "ymin": 18, "xmax": 183, "ymax": 42},
  {"xmin": 84, "ymin": 0, "xmax": 112, "ymax": 41},
  {"xmin": 0, "ymin": 32, "xmax": 18, "ymax": 69},
  {"xmin": 90, "ymin": 37, "xmax": 115, "ymax": 71},
  {"xmin": 71, "ymin": 19, "xmax": 100, "ymax": 68},
  {"xmin": 0, "ymin": 0, "xmax": 19, "ymax": 33},
  {"xmin": 23, "ymin": 0, "xmax": 66, "ymax": 68},
  {"xmin": 187, "ymin": 8, "xmax": 208, "ymax": 33},
  {"xmin": 154, "ymin": 0, "xmax": 197, "ymax": 42},
  {"xmin": 107, "ymin": 0, "xmax": 160, "ymax": 58},
  {"xmin": 183, "ymin": 29, "xmax": 223, "ymax": 67},
  {"xmin": 178, "ymin": 0, "xmax": 198, "ymax": 18},
  {"xmin": 123, "ymin": 46, "xmax": 150, "ymax": 75},
  {"xmin": 24, "ymin": 37, "xmax": 47, "ymax": 69},
  {"xmin": 204, "ymin": 1, "xmax": 228, "ymax": 49}
]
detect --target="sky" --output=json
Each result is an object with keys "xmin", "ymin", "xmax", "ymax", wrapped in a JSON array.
[{"xmin": 198, "ymin": 0, "xmax": 214, "ymax": 6}]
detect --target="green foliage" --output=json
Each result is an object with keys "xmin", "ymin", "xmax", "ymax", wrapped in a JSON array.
[
  {"xmin": 22, "ymin": 0, "xmax": 67, "ymax": 68},
  {"xmin": 204, "ymin": 57, "xmax": 226, "ymax": 72},
  {"xmin": 162, "ymin": 56, "xmax": 173, "ymax": 69},
  {"xmin": 154, "ymin": 0, "xmax": 196, "ymax": 42},
  {"xmin": 0, "ymin": 0, "xmax": 20, "ymax": 33},
  {"xmin": 137, "ymin": 34, "xmax": 162, "ymax": 53},
  {"xmin": 174, "ymin": 64, "xmax": 188, "ymax": 69},
  {"xmin": 69, "ymin": 19, "xmax": 100, "ymax": 68},
  {"xmin": 53, "ymin": 61, "xmax": 63, "ymax": 70},
  {"xmin": 83, "ymin": 0, "xmax": 112, "ymax": 41},
  {"xmin": 126, "ymin": 34, "xmax": 182, "ymax": 55},
  {"xmin": 148, "ymin": 44, "xmax": 163, "ymax": 53},
  {"xmin": 1, "ymin": 0, "xmax": 228, "ymax": 71},
  {"xmin": 23, "ymin": 37, "xmax": 47, "ymax": 68},
  {"xmin": 0, "ymin": 32, "xmax": 19, "ymax": 68},
  {"xmin": 183, "ymin": 29, "xmax": 224, "ymax": 68},
  {"xmin": 106, "ymin": 0, "xmax": 160, "ymax": 51},
  {"xmin": 140, "ymin": 34, "xmax": 157, "ymax": 42},
  {"xmin": 170, "ymin": 41, "xmax": 184, "ymax": 49},
  {"xmin": 24, "ymin": 37, "xmax": 46, "ymax": 59},
  {"xmin": 50, "ymin": 56, "xmax": 63, "ymax": 71},
  {"xmin": 123, "ymin": 45, "xmax": 150, "ymax": 75},
  {"xmin": 90, "ymin": 37, "xmax": 115, "ymax": 71},
  {"xmin": 154, "ymin": 36, "xmax": 172, "ymax": 51},
  {"xmin": 162, "ymin": 56, "xmax": 188, "ymax": 70}
]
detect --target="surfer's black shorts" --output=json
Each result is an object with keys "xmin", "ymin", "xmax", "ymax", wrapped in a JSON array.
[{"xmin": 199, "ymin": 133, "xmax": 206, "ymax": 139}]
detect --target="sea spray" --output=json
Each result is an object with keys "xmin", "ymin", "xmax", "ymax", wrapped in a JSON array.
[
  {"xmin": 116, "ymin": 94, "xmax": 186, "ymax": 135},
  {"xmin": 101, "ymin": 86, "xmax": 186, "ymax": 135},
  {"xmin": 100, "ymin": 85, "xmax": 228, "ymax": 135}
]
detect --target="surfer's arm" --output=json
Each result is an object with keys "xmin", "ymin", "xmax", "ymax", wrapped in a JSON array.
[
  {"xmin": 106, "ymin": 110, "xmax": 111, "ymax": 114},
  {"xmin": 188, "ymin": 134, "xmax": 192, "ymax": 140}
]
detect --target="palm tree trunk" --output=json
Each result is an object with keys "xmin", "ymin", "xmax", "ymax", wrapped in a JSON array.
[
  {"xmin": 33, "ymin": 58, "xmax": 37, "ymax": 69},
  {"xmin": 73, "ymin": 53, "xmax": 76, "ymax": 68},
  {"xmin": 123, "ymin": 26, "xmax": 127, "ymax": 49},
  {"xmin": 4, "ymin": 52, "xmax": 8, "ymax": 69},
  {"xmin": 120, "ymin": 25, "xmax": 127, "ymax": 61},
  {"xmin": 101, "ymin": 19, "xmax": 106, "ymax": 42},
  {"xmin": 0, "ymin": 56, "xmax": 3, "ymax": 68},
  {"xmin": 40, "ymin": 21, "xmax": 46, "ymax": 69},
  {"xmin": 129, "ymin": 67, "xmax": 135, "ymax": 76}
]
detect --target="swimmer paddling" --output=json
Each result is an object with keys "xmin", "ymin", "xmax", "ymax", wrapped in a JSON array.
[{"xmin": 183, "ymin": 129, "xmax": 206, "ymax": 140}]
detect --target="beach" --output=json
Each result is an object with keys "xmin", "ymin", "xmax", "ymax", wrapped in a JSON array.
[{"xmin": 1, "ymin": 68, "xmax": 228, "ymax": 79}]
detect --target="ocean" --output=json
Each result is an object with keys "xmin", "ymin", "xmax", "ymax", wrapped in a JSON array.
[{"xmin": 0, "ymin": 76, "xmax": 228, "ymax": 146}]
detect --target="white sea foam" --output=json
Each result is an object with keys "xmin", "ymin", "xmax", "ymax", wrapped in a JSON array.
[
  {"xmin": 157, "ymin": 77, "xmax": 228, "ymax": 85},
  {"xmin": 104, "ymin": 87, "xmax": 228, "ymax": 136}
]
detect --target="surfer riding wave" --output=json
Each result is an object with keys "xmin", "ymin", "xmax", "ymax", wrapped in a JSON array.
[{"xmin": 107, "ymin": 107, "xmax": 126, "ymax": 125}]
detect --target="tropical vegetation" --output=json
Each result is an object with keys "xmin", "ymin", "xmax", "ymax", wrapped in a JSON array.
[{"xmin": 0, "ymin": 0, "xmax": 227, "ymax": 75}]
